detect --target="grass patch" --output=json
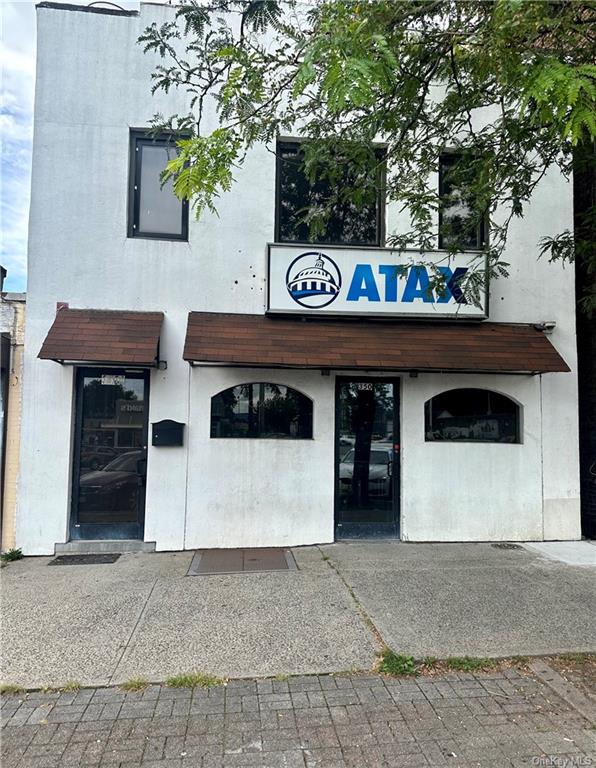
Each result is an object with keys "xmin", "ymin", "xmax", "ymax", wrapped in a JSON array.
[
  {"xmin": 378, "ymin": 648, "xmax": 418, "ymax": 677},
  {"xmin": 378, "ymin": 651, "xmax": 540, "ymax": 679},
  {"xmin": 1, "ymin": 548, "xmax": 23, "ymax": 562},
  {"xmin": 332, "ymin": 667, "xmax": 361, "ymax": 678},
  {"xmin": 165, "ymin": 672, "xmax": 223, "ymax": 689},
  {"xmin": 0, "ymin": 683, "xmax": 24, "ymax": 695},
  {"xmin": 119, "ymin": 677, "xmax": 149, "ymax": 692},
  {"xmin": 273, "ymin": 674, "xmax": 289, "ymax": 682},
  {"xmin": 445, "ymin": 656, "xmax": 497, "ymax": 672},
  {"xmin": 558, "ymin": 652, "xmax": 590, "ymax": 664},
  {"xmin": 61, "ymin": 681, "xmax": 81, "ymax": 692}
]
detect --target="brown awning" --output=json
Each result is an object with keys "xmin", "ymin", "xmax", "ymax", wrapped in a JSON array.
[
  {"xmin": 183, "ymin": 312, "xmax": 569, "ymax": 374},
  {"xmin": 38, "ymin": 309, "xmax": 164, "ymax": 366}
]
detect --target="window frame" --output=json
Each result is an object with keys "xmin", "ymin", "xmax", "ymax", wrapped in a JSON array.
[
  {"xmin": 128, "ymin": 129, "xmax": 189, "ymax": 242},
  {"xmin": 210, "ymin": 381, "xmax": 314, "ymax": 440},
  {"xmin": 424, "ymin": 388, "xmax": 521, "ymax": 444},
  {"xmin": 274, "ymin": 139, "xmax": 386, "ymax": 248},
  {"xmin": 438, "ymin": 152, "xmax": 487, "ymax": 251}
]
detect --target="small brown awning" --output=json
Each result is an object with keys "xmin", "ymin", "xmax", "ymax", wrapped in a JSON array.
[
  {"xmin": 38, "ymin": 309, "xmax": 164, "ymax": 366},
  {"xmin": 183, "ymin": 312, "xmax": 569, "ymax": 374}
]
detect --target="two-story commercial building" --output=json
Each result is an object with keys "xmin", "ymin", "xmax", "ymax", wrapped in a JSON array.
[{"xmin": 16, "ymin": 1, "xmax": 581, "ymax": 555}]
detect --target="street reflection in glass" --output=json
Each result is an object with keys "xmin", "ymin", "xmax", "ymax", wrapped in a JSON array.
[
  {"xmin": 76, "ymin": 375, "xmax": 146, "ymax": 525},
  {"xmin": 338, "ymin": 382, "xmax": 395, "ymax": 524}
]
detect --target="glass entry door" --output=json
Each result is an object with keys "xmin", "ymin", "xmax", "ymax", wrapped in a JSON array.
[
  {"xmin": 336, "ymin": 379, "xmax": 399, "ymax": 538},
  {"xmin": 71, "ymin": 368, "xmax": 149, "ymax": 540}
]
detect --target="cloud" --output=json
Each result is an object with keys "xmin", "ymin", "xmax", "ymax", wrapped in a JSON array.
[
  {"xmin": 0, "ymin": 0, "xmax": 175, "ymax": 292},
  {"xmin": 1, "ymin": 2, "xmax": 36, "ymax": 292}
]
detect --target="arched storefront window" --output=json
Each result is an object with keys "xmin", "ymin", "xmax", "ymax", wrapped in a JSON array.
[
  {"xmin": 425, "ymin": 388, "xmax": 521, "ymax": 443},
  {"xmin": 211, "ymin": 383, "xmax": 313, "ymax": 439}
]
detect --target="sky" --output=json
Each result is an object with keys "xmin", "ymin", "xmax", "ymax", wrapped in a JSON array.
[
  {"xmin": 0, "ymin": 0, "xmax": 143, "ymax": 292},
  {"xmin": 1, "ymin": 1, "xmax": 36, "ymax": 292}
]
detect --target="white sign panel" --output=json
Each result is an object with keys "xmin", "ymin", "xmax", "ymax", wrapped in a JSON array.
[
  {"xmin": 267, "ymin": 244, "xmax": 487, "ymax": 319},
  {"xmin": 101, "ymin": 374, "xmax": 125, "ymax": 386}
]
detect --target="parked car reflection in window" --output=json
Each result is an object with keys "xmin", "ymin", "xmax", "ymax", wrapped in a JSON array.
[
  {"xmin": 79, "ymin": 451, "xmax": 142, "ymax": 517},
  {"xmin": 339, "ymin": 444, "xmax": 393, "ymax": 498}
]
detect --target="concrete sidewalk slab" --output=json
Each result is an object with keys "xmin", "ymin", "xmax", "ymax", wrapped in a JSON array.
[
  {"xmin": 522, "ymin": 540, "xmax": 596, "ymax": 566},
  {"xmin": 111, "ymin": 547, "xmax": 376, "ymax": 683},
  {"xmin": 1, "ymin": 547, "xmax": 377, "ymax": 688},
  {"xmin": 322, "ymin": 541, "xmax": 596, "ymax": 659},
  {"xmin": 1, "ymin": 552, "xmax": 191, "ymax": 688},
  {"xmin": 2, "ymin": 542, "xmax": 595, "ymax": 689}
]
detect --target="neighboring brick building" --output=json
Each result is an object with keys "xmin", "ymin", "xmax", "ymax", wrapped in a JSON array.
[
  {"xmin": 1, "ymin": 271, "xmax": 26, "ymax": 551},
  {"xmin": 16, "ymin": 2, "xmax": 582, "ymax": 554}
]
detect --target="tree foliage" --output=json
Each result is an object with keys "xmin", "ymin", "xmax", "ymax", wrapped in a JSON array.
[{"xmin": 140, "ymin": 0, "xmax": 596, "ymax": 309}]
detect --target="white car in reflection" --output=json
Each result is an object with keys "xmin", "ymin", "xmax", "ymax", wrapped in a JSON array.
[{"xmin": 339, "ymin": 443, "xmax": 393, "ymax": 497}]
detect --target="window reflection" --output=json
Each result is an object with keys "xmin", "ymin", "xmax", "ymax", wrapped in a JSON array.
[
  {"xmin": 277, "ymin": 142, "xmax": 382, "ymax": 246},
  {"xmin": 338, "ymin": 382, "xmax": 395, "ymax": 523},
  {"xmin": 439, "ymin": 153, "xmax": 486, "ymax": 250},
  {"xmin": 425, "ymin": 388, "xmax": 520, "ymax": 443},
  {"xmin": 77, "ymin": 374, "xmax": 146, "ymax": 524},
  {"xmin": 211, "ymin": 383, "xmax": 313, "ymax": 439},
  {"xmin": 138, "ymin": 144, "xmax": 183, "ymax": 236}
]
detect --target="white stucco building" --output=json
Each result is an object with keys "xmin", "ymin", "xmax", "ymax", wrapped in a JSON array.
[{"xmin": 17, "ymin": 1, "xmax": 581, "ymax": 555}]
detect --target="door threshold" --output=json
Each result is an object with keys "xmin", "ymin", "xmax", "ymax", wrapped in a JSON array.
[
  {"xmin": 335, "ymin": 524, "xmax": 400, "ymax": 540},
  {"xmin": 54, "ymin": 540, "xmax": 156, "ymax": 555}
]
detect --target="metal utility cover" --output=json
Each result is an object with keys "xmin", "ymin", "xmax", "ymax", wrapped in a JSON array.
[
  {"xmin": 187, "ymin": 548, "xmax": 297, "ymax": 576},
  {"xmin": 48, "ymin": 554, "xmax": 121, "ymax": 566}
]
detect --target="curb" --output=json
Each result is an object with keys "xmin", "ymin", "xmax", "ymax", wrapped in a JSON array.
[{"xmin": 530, "ymin": 659, "xmax": 596, "ymax": 725}]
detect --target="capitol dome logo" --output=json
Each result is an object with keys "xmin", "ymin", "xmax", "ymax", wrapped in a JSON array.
[{"xmin": 286, "ymin": 251, "xmax": 342, "ymax": 308}]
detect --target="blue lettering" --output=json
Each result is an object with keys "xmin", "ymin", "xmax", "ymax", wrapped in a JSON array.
[
  {"xmin": 436, "ymin": 267, "xmax": 468, "ymax": 304},
  {"xmin": 402, "ymin": 266, "xmax": 434, "ymax": 303},
  {"xmin": 346, "ymin": 264, "xmax": 381, "ymax": 302},
  {"xmin": 378, "ymin": 265, "xmax": 404, "ymax": 302}
]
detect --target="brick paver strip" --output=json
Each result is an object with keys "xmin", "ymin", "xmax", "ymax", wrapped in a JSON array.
[{"xmin": 2, "ymin": 668, "xmax": 595, "ymax": 768}]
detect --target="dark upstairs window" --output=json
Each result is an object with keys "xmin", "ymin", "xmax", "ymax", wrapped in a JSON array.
[
  {"xmin": 210, "ymin": 383, "xmax": 313, "ymax": 439},
  {"xmin": 439, "ymin": 153, "xmax": 487, "ymax": 250},
  {"xmin": 275, "ymin": 140, "xmax": 384, "ymax": 246},
  {"xmin": 128, "ymin": 130, "xmax": 188, "ymax": 241}
]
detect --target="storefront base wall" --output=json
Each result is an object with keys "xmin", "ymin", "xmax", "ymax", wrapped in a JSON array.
[
  {"xmin": 16, "ymin": 322, "xmax": 75, "ymax": 555},
  {"xmin": 540, "ymin": 336, "xmax": 582, "ymax": 540},
  {"xmin": 142, "ymin": 313, "xmax": 191, "ymax": 552},
  {"xmin": 400, "ymin": 373, "xmax": 580, "ymax": 542},
  {"xmin": 543, "ymin": 499, "xmax": 582, "ymax": 541},
  {"xmin": 15, "ymin": 355, "xmax": 580, "ymax": 554},
  {"xmin": 184, "ymin": 368, "xmax": 335, "ymax": 549}
]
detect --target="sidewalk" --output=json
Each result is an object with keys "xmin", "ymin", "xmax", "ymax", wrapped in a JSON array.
[
  {"xmin": 2, "ymin": 665, "xmax": 595, "ymax": 768},
  {"xmin": 2, "ymin": 542, "xmax": 595, "ymax": 688}
]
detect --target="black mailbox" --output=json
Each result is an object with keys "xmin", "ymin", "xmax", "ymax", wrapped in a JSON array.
[{"xmin": 152, "ymin": 420, "xmax": 185, "ymax": 447}]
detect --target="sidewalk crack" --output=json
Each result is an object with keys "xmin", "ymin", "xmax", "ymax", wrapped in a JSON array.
[
  {"xmin": 108, "ymin": 578, "xmax": 159, "ymax": 685},
  {"xmin": 317, "ymin": 546, "xmax": 386, "ymax": 652}
]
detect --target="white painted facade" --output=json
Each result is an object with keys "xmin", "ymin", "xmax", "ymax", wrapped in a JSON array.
[{"xmin": 17, "ymin": 2, "xmax": 581, "ymax": 554}]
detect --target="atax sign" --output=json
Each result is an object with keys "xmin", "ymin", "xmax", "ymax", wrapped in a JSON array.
[{"xmin": 267, "ymin": 244, "xmax": 487, "ymax": 319}]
